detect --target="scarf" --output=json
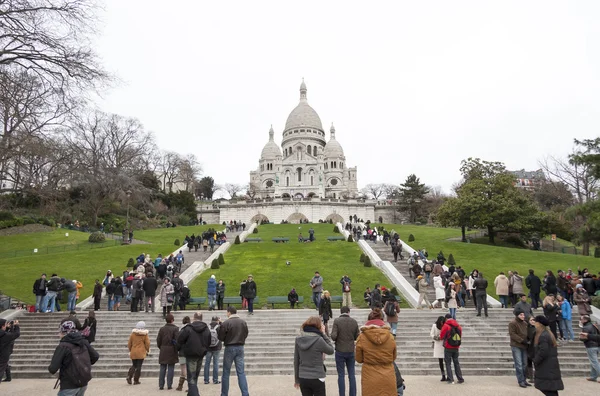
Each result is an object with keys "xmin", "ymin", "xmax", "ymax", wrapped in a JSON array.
[{"xmin": 303, "ymin": 325, "xmax": 326, "ymax": 339}]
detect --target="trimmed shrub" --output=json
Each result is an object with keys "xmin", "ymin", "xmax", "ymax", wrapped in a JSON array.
[
  {"xmin": 593, "ymin": 247, "xmax": 599, "ymax": 258},
  {"xmin": 211, "ymin": 259, "xmax": 220, "ymax": 269},
  {"xmin": 253, "ymin": 227, "xmax": 259, "ymax": 234},
  {"xmin": 218, "ymin": 253, "xmax": 225, "ymax": 265},
  {"xmin": 333, "ymin": 225, "xmax": 340, "ymax": 233},
  {"xmin": 360, "ymin": 253, "xmax": 365, "ymax": 262},
  {"xmin": 347, "ymin": 234, "xmax": 354, "ymax": 242},
  {"xmin": 448, "ymin": 254, "xmax": 456, "ymax": 266},
  {"xmin": 234, "ymin": 235, "xmax": 241, "ymax": 244},
  {"xmin": 364, "ymin": 256, "xmax": 372, "ymax": 267},
  {"xmin": 592, "ymin": 295, "xmax": 600, "ymax": 309},
  {"xmin": 88, "ymin": 232, "xmax": 106, "ymax": 243},
  {"xmin": 174, "ymin": 238, "xmax": 180, "ymax": 246},
  {"xmin": 127, "ymin": 258, "xmax": 135, "ymax": 267},
  {"xmin": 408, "ymin": 234, "xmax": 415, "ymax": 242}
]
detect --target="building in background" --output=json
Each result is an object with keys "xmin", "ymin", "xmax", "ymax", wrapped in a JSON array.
[{"xmin": 510, "ymin": 169, "xmax": 545, "ymax": 190}]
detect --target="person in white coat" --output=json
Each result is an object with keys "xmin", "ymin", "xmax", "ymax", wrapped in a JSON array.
[
  {"xmin": 430, "ymin": 316, "xmax": 447, "ymax": 382},
  {"xmin": 468, "ymin": 270, "xmax": 479, "ymax": 309},
  {"xmin": 432, "ymin": 275, "xmax": 447, "ymax": 309}
]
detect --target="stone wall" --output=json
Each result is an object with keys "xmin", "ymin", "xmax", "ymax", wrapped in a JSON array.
[{"xmin": 197, "ymin": 209, "xmax": 220, "ymax": 224}]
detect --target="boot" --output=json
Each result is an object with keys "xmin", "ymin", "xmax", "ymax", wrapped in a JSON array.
[
  {"xmin": 176, "ymin": 376, "xmax": 186, "ymax": 391},
  {"xmin": 126, "ymin": 367, "xmax": 135, "ymax": 384},
  {"xmin": 440, "ymin": 374, "xmax": 446, "ymax": 382},
  {"xmin": 4, "ymin": 365, "xmax": 11, "ymax": 382},
  {"xmin": 133, "ymin": 369, "xmax": 141, "ymax": 385}
]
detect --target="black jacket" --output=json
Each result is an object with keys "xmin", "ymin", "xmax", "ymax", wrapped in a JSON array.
[
  {"xmin": 0, "ymin": 324, "xmax": 20, "ymax": 362},
  {"xmin": 207, "ymin": 321, "xmax": 223, "ymax": 352},
  {"xmin": 143, "ymin": 277, "xmax": 158, "ymax": 297},
  {"xmin": 63, "ymin": 279, "xmax": 76, "ymax": 293},
  {"xmin": 177, "ymin": 320, "xmax": 210, "ymax": 358},
  {"xmin": 33, "ymin": 278, "xmax": 47, "ymax": 296},
  {"xmin": 319, "ymin": 297, "xmax": 333, "ymax": 321},
  {"xmin": 113, "ymin": 279, "xmax": 124, "ymax": 297},
  {"xmin": 82, "ymin": 317, "xmax": 97, "ymax": 343},
  {"xmin": 582, "ymin": 277, "xmax": 597, "ymax": 296},
  {"xmin": 47, "ymin": 276, "xmax": 62, "ymax": 292},
  {"xmin": 473, "ymin": 277, "xmax": 488, "ymax": 294},
  {"xmin": 543, "ymin": 276, "xmax": 557, "ymax": 295},
  {"xmin": 48, "ymin": 332, "xmax": 99, "ymax": 390},
  {"xmin": 330, "ymin": 314, "xmax": 359, "ymax": 353},
  {"xmin": 533, "ymin": 330, "xmax": 564, "ymax": 392},
  {"xmin": 582, "ymin": 322, "xmax": 599, "ymax": 349},
  {"xmin": 526, "ymin": 275, "xmax": 542, "ymax": 294},
  {"xmin": 216, "ymin": 282, "xmax": 225, "ymax": 298},
  {"xmin": 243, "ymin": 281, "xmax": 257, "ymax": 299},
  {"xmin": 218, "ymin": 315, "xmax": 249, "ymax": 346}
]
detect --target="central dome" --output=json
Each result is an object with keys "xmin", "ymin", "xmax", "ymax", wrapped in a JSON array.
[{"xmin": 284, "ymin": 80, "xmax": 323, "ymax": 131}]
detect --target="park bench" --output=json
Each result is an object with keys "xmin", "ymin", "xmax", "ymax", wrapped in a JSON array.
[
  {"xmin": 272, "ymin": 237, "xmax": 290, "ymax": 243},
  {"xmin": 267, "ymin": 296, "xmax": 305, "ymax": 309},
  {"xmin": 331, "ymin": 295, "xmax": 343, "ymax": 307},
  {"xmin": 223, "ymin": 296, "xmax": 260, "ymax": 307},
  {"xmin": 187, "ymin": 297, "xmax": 206, "ymax": 309},
  {"xmin": 245, "ymin": 238, "xmax": 263, "ymax": 242},
  {"xmin": 327, "ymin": 236, "xmax": 345, "ymax": 241}
]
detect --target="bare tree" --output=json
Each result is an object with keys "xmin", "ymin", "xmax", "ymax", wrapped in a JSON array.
[
  {"xmin": 539, "ymin": 155, "xmax": 597, "ymax": 204},
  {"xmin": 224, "ymin": 183, "xmax": 244, "ymax": 199},
  {"xmin": 157, "ymin": 151, "xmax": 182, "ymax": 192},
  {"xmin": 178, "ymin": 153, "xmax": 202, "ymax": 192},
  {"xmin": 245, "ymin": 181, "xmax": 260, "ymax": 199},
  {"xmin": 361, "ymin": 183, "xmax": 386, "ymax": 199}
]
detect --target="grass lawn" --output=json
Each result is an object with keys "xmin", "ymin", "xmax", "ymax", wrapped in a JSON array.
[
  {"xmin": 188, "ymin": 224, "xmax": 409, "ymax": 308},
  {"xmin": 0, "ymin": 229, "xmax": 91, "ymax": 255},
  {"xmin": 375, "ymin": 224, "xmax": 600, "ymax": 300},
  {"xmin": 134, "ymin": 224, "xmax": 224, "ymax": 244}
]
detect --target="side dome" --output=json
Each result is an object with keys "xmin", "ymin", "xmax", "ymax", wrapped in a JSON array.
[
  {"xmin": 323, "ymin": 123, "xmax": 344, "ymax": 158},
  {"xmin": 284, "ymin": 80, "xmax": 323, "ymax": 131},
  {"xmin": 261, "ymin": 125, "xmax": 282, "ymax": 159}
]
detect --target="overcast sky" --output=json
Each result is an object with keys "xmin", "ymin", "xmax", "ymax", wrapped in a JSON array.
[{"xmin": 95, "ymin": 0, "xmax": 600, "ymax": 196}]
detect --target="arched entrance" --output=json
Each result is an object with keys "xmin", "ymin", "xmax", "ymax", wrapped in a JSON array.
[
  {"xmin": 294, "ymin": 193, "xmax": 304, "ymax": 199},
  {"xmin": 281, "ymin": 193, "xmax": 291, "ymax": 198},
  {"xmin": 287, "ymin": 212, "xmax": 308, "ymax": 223},
  {"xmin": 250, "ymin": 214, "xmax": 270, "ymax": 224},
  {"xmin": 325, "ymin": 213, "xmax": 344, "ymax": 224}
]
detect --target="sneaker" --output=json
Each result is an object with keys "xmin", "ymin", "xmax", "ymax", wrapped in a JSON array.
[
  {"xmin": 524, "ymin": 383, "xmax": 532, "ymax": 387},
  {"xmin": 204, "ymin": 381, "xmax": 210, "ymax": 384},
  {"xmin": 457, "ymin": 379, "xmax": 464, "ymax": 384},
  {"xmin": 446, "ymin": 380, "xmax": 454, "ymax": 384},
  {"xmin": 519, "ymin": 383, "xmax": 527, "ymax": 388},
  {"xmin": 585, "ymin": 377, "xmax": 598, "ymax": 382},
  {"xmin": 213, "ymin": 381, "xmax": 221, "ymax": 384}
]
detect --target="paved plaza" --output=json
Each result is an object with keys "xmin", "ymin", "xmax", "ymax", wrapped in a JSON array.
[{"xmin": 1, "ymin": 376, "xmax": 596, "ymax": 395}]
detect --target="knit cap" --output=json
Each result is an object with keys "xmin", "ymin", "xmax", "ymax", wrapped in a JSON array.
[
  {"xmin": 136, "ymin": 321, "xmax": 146, "ymax": 330},
  {"xmin": 59, "ymin": 321, "xmax": 77, "ymax": 334}
]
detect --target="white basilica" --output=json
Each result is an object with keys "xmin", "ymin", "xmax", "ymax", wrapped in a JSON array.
[{"xmin": 250, "ymin": 80, "xmax": 358, "ymax": 199}]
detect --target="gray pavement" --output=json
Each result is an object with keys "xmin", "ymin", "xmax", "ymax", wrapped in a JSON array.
[{"xmin": 1, "ymin": 375, "xmax": 596, "ymax": 395}]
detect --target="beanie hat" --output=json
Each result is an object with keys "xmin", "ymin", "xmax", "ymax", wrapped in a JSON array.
[
  {"xmin": 576, "ymin": 284, "xmax": 583, "ymax": 289},
  {"xmin": 136, "ymin": 321, "xmax": 146, "ymax": 330},
  {"xmin": 59, "ymin": 321, "xmax": 77, "ymax": 334},
  {"xmin": 534, "ymin": 315, "xmax": 549, "ymax": 327}
]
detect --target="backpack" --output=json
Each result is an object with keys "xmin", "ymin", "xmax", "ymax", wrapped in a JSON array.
[
  {"xmin": 173, "ymin": 278, "xmax": 182, "ymax": 293},
  {"xmin": 384, "ymin": 301, "xmax": 397, "ymax": 317},
  {"xmin": 209, "ymin": 324, "xmax": 220, "ymax": 347},
  {"xmin": 181, "ymin": 286, "xmax": 191, "ymax": 301},
  {"xmin": 343, "ymin": 282, "xmax": 351, "ymax": 292},
  {"xmin": 61, "ymin": 342, "xmax": 92, "ymax": 387},
  {"xmin": 446, "ymin": 325, "xmax": 462, "ymax": 347},
  {"xmin": 134, "ymin": 279, "xmax": 143, "ymax": 299}
]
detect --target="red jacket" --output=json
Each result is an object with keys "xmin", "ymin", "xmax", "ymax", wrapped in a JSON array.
[{"xmin": 440, "ymin": 319, "xmax": 462, "ymax": 349}]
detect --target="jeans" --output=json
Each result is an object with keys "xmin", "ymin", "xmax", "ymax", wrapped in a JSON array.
[
  {"xmin": 298, "ymin": 377, "xmax": 326, "ymax": 396},
  {"xmin": 511, "ymin": 346, "xmax": 528, "ymax": 384},
  {"xmin": 204, "ymin": 350, "xmax": 220, "ymax": 383},
  {"xmin": 107, "ymin": 294, "xmax": 114, "ymax": 311},
  {"xmin": 531, "ymin": 293, "xmax": 541, "ymax": 309},
  {"xmin": 476, "ymin": 293, "xmax": 488, "ymax": 316},
  {"xmin": 457, "ymin": 293, "xmax": 465, "ymax": 307},
  {"xmin": 45, "ymin": 291, "xmax": 57, "ymax": 312},
  {"xmin": 425, "ymin": 272, "xmax": 431, "ymax": 284},
  {"xmin": 247, "ymin": 298, "xmax": 254, "ymax": 313},
  {"xmin": 586, "ymin": 347, "xmax": 600, "ymax": 380},
  {"xmin": 312, "ymin": 292, "xmax": 321, "ymax": 309},
  {"xmin": 444, "ymin": 348, "xmax": 463, "ymax": 382},
  {"xmin": 145, "ymin": 295, "xmax": 155, "ymax": 312},
  {"xmin": 35, "ymin": 295, "xmax": 45, "ymax": 312},
  {"xmin": 159, "ymin": 363, "xmax": 175, "ymax": 389},
  {"xmin": 390, "ymin": 322, "xmax": 398, "ymax": 335},
  {"xmin": 58, "ymin": 386, "xmax": 87, "ymax": 396},
  {"xmin": 217, "ymin": 295, "xmax": 224, "ymax": 310},
  {"xmin": 449, "ymin": 308, "xmax": 456, "ymax": 319},
  {"xmin": 335, "ymin": 351, "xmax": 356, "ymax": 396},
  {"xmin": 186, "ymin": 357, "xmax": 203, "ymax": 396},
  {"xmin": 67, "ymin": 291, "xmax": 77, "ymax": 311},
  {"xmin": 559, "ymin": 318, "xmax": 574, "ymax": 340},
  {"xmin": 208, "ymin": 294, "xmax": 216, "ymax": 310},
  {"xmin": 499, "ymin": 295, "xmax": 508, "ymax": 308},
  {"xmin": 221, "ymin": 345, "xmax": 249, "ymax": 396},
  {"xmin": 114, "ymin": 295, "xmax": 122, "ymax": 308}
]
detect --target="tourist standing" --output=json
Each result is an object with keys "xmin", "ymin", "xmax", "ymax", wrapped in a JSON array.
[
  {"xmin": 47, "ymin": 321, "xmax": 99, "ymax": 394},
  {"xmin": 177, "ymin": 312, "xmax": 211, "ymax": 396},
  {"xmin": 557, "ymin": 295, "xmax": 574, "ymax": 341},
  {"xmin": 63, "ymin": 278, "xmax": 77, "ymax": 312},
  {"xmin": 239, "ymin": 279, "xmax": 248, "ymax": 310},
  {"xmin": 157, "ymin": 314, "xmax": 179, "ymax": 390},
  {"xmin": 243, "ymin": 275, "xmax": 257, "ymax": 315},
  {"xmin": 431, "ymin": 316, "xmax": 447, "ymax": 382},
  {"xmin": 204, "ymin": 316, "xmax": 222, "ymax": 385},
  {"xmin": 207, "ymin": 275, "xmax": 217, "ymax": 311},
  {"xmin": 172, "ymin": 273, "xmax": 184, "ymax": 311},
  {"xmin": 127, "ymin": 321, "xmax": 150, "ymax": 385},
  {"xmin": 176, "ymin": 316, "xmax": 191, "ymax": 391},
  {"xmin": 574, "ymin": 285, "xmax": 592, "ymax": 327},
  {"xmin": 33, "ymin": 273, "xmax": 47, "ymax": 313},
  {"xmin": 532, "ymin": 316, "xmax": 564, "ymax": 395},
  {"xmin": 294, "ymin": 316, "xmax": 334, "ymax": 396},
  {"xmin": 45, "ymin": 273, "xmax": 61, "ymax": 313},
  {"xmin": 526, "ymin": 270, "xmax": 543, "ymax": 309},
  {"xmin": 467, "ymin": 270, "xmax": 479, "ymax": 308},
  {"xmin": 579, "ymin": 315, "xmax": 600, "ymax": 383},
  {"xmin": 542, "ymin": 294, "xmax": 560, "ymax": 339},
  {"xmin": 514, "ymin": 294, "xmax": 533, "ymax": 317},
  {"xmin": 370, "ymin": 284, "xmax": 382, "ymax": 308},
  {"xmin": 340, "ymin": 274, "xmax": 352, "ymax": 307},
  {"xmin": 543, "ymin": 271, "xmax": 558, "ymax": 296},
  {"xmin": 447, "ymin": 283, "xmax": 458, "ymax": 319},
  {"xmin": 310, "ymin": 271, "xmax": 324, "ymax": 309},
  {"xmin": 160, "ymin": 277, "xmax": 175, "ymax": 318},
  {"xmin": 218, "ymin": 306, "xmax": 250, "ymax": 396},
  {"xmin": 82, "ymin": 311, "xmax": 97, "ymax": 344},
  {"xmin": 474, "ymin": 272, "xmax": 488, "ymax": 317},
  {"xmin": 0, "ymin": 319, "xmax": 20, "ymax": 383},
  {"xmin": 416, "ymin": 276, "xmax": 433, "ymax": 309},
  {"xmin": 216, "ymin": 279, "xmax": 226, "ymax": 310},
  {"xmin": 364, "ymin": 287, "xmax": 372, "ymax": 306},
  {"xmin": 331, "ymin": 306, "xmax": 360, "ymax": 396},
  {"xmin": 383, "ymin": 296, "xmax": 400, "ymax": 337},
  {"xmin": 432, "ymin": 273, "xmax": 446, "ymax": 309},
  {"xmin": 143, "ymin": 273, "xmax": 158, "ymax": 313},
  {"xmin": 93, "ymin": 279, "xmax": 102, "ymax": 311},
  {"xmin": 511, "ymin": 271, "xmax": 525, "ymax": 307},
  {"xmin": 440, "ymin": 316, "xmax": 464, "ymax": 384},
  {"xmin": 509, "ymin": 312, "xmax": 530, "ymax": 388},
  {"xmin": 319, "ymin": 290, "xmax": 333, "ymax": 335},
  {"xmin": 355, "ymin": 308, "xmax": 397, "ymax": 396},
  {"xmin": 494, "ymin": 272, "xmax": 510, "ymax": 308},
  {"xmin": 131, "ymin": 275, "xmax": 144, "ymax": 313}
]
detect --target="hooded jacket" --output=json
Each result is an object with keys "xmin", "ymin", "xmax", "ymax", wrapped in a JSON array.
[
  {"xmin": 177, "ymin": 320, "xmax": 211, "ymax": 358},
  {"xmin": 494, "ymin": 274, "xmax": 510, "ymax": 296},
  {"xmin": 294, "ymin": 329, "xmax": 334, "ymax": 383},
  {"xmin": 511, "ymin": 274, "xmax": 525, "ymax": 295},
  {"xmin": 355, "ymin": 319, "xmax": 397, "ymax": 396},
  {"xmin": 48, "ymin": 332, "xmax": 99, "ymax": 390},
  {"xmin": 0, "ymin": 324, "xmax": 20, "ymax": 361},
  {"xmin": 128, "ymin": 328, "xmax": 150, "ymax": 360},
  {"xmin": 207, "ymin": 277, "xmax": 217, "ymax": 295},
  {"xmin": 440, "ymin": 319, "xmax": 462, "ymax": 349}
]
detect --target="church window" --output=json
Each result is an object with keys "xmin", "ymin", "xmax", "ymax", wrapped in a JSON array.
[
  {"xmin": 284, "ymin": 148, "xmax": 287, "ymax": 156},
  {"xmin": 300, "ymin": 129, "xmax": 305, "ymax": 132},
  {"xmin": 311, "ymin": 176, "xmax": 314, "ymax": 186},
  {"xmin": 266, "ymin": 180, "xmax": 273, "ymax": 188},
  {"xmin": 313, "ymin": 146, "xmax": 317, "ymax": 156},
  {"xmin": 331, "ymin": 178, "xmax": 338, "ymax": 186},
  {"xmin": 324, "ymin": 163, "xmax": 328, "ymax": 170},
  {"xmin": 297, "ymin": 167, "xmax": 302, "ymax": 182},
  {"xmin": 340, "ymin": 162, "xmax": 343, "ymax": 169},
  {"xmin": 307, "ymin": 145, "xmax": 311, "ymax": 155},
  {"xmin": 286, "ymin": 177, "xmax": 289, "ymax": 187}
]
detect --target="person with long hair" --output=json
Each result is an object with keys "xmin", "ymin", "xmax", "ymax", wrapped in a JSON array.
[
  {"xmin": 430, "ymin": 316, "xmax": 447, "ymax": 382},
  {"xmin": 81, "ymin": 311, "xmax": 97, "ymax": 344},
  {"xmin": 319, "ymin": 291, "xmax": 333, "ymax": 335},
  {"xmin": 542, "ymin": 295, "xmax": 560, "ymax": 339},
  {"xmin": 127, "ymin": 321, "xmax": 150, "ymax": 385},
  {"xmin": 356, "ymin": 308, "xmax": 397, "ymax": 396},
  {"xmin": 293, "ymin": 316, "xmax": 334, "ymax": 396},
  {"xmin": 532, "ymin": 316, "xmax": 564, "ymax": 395},
  {"xmin": 176, "ymin": 316, "xmax": 190, "ymax": 391},
  {"xmin": 543, "ymin": 271, "xmax": 557, "ymax": 296},
  {"xmin": 157, "ymin": 314, "xmax": 179, "ymax": 390}
]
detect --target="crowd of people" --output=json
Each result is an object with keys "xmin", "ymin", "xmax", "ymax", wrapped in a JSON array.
[
  {"xmin": 224, "ymin": 220, "xmax": 246, "ymax": 233},
  {"xmin": 184, "ymin": 230, "xmax": 227, "ymax": 253}
]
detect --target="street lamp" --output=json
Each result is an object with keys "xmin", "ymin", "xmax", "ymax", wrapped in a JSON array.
[
  {"xmin": 200, "ymin": 193, "xmax": 204, "ymax": 224},
  {"xmin": 126, "ymin": 190, "xmax": 132, "ymax": 232}
]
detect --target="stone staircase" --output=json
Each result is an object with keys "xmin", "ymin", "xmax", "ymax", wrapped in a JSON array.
[{"xmin": 9, "ymin": 308, "xmax": 591, "ymax": 379}]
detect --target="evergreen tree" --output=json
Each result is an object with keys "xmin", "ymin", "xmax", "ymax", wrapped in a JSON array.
[{"xmin": 398, "ymin": 174, "xmax": 429, "ymax": 223}]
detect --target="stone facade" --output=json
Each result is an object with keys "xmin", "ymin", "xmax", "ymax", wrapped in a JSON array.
[{"xmin": 250, "ymin": 80, "xmax": 358, "ymax": 199}]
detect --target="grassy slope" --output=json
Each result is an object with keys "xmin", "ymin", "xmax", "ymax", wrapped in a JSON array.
[
  {"xmin": 0, "ymin": 229, "xmax": 91, "ymax": 254},
  {"xmin": 188, "ymin": 224, "xmax": 409, "ymax": 308},
  {"xmin": 134, "ymin": 224, "xmax": 223, "ymax": 244},
  {"xmin": 376, "ymin": 224, "xmax": 600, "ymax": 299}
]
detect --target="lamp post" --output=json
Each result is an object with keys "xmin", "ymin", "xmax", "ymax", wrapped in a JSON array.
[
  {"xmin": 126, "ymin": 190, "xmax": 132, "ymax": 232},
  {"xmin": 200, "ymin": 193, "xmax": 204, "ymax": 224}
]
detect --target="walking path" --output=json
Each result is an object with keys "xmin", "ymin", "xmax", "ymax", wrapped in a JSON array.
[{"xmin": 1, "ymin": 376, "xmax": 592, "ymax": 395}]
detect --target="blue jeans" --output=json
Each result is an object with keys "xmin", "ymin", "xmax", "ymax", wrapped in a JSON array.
[
  {"xmin": 499, "ymin": 295, "xmax": 508, "ymax": 308},
  {"xmin": 312, "ymin": 292, "xmax": 321, "ymax": 308},
  {"xmin": 221, "ymin": 345, "xmax": 249, "ymax": 396},
  {"xmin": 35, "ymin": 295, "xmax": 45, "ymax": 312},
  {"xmin": 67, "ymin": 291, "xmax": 77, "ymax": 311},
  {"xmin": 204, "ymin": 350, "xmax": 220, "ymax": 383},
  {"xmin": 247, "ymin": 298, "xmax": 254, "ymax": 313},
  {"xmin": 449, "ymin": 308, "xmax": 456, "ymax": 319},
  {"xmin": 586, "ymin": 347, "xmax": 600, "ymax": 380},
  {"xmin": 425, "ymin": 272, "xmax": 431, "ymax": 284},
  {"xmin": 208, "ymin": 294, "xmax": 216, "ymax": 310},
  {"xmin": 45, "ymin": 291, "xmax": 57, "ymax": 312},
  {"xmin": 390, "ymin": 322, "xmax": 398, "ymax": 335},
  {"xmin": 335, "ymin": 351, "xmax": 356, "ymax": 396},
  {"xmin": 114, "ymin": 295, "xmax": 122, "ymax": 307},
  {"xmin": 186, "ymin": 357, "xmax": 202, "ymax": 396},
  {"xmin": 457, "ymin": 293, "xmax": 465, "ymax": 307},
  {"xmin": 511, "ymin": 346, "xmax": 528, "ymax": 384},
  {"xmin": 58, "ymin": 386, "xmax": 87, "ymax": 396},
  {"xmin": 559, "ymin": 318, "xmax": 574, "ymax": 341},
  {"xmin": 159, "ymin": 363, "xmax": 175, "ymax": 389},
  {"xmin": 107, "ymin": 294, "xmax": 114, "ymax": 311}
]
